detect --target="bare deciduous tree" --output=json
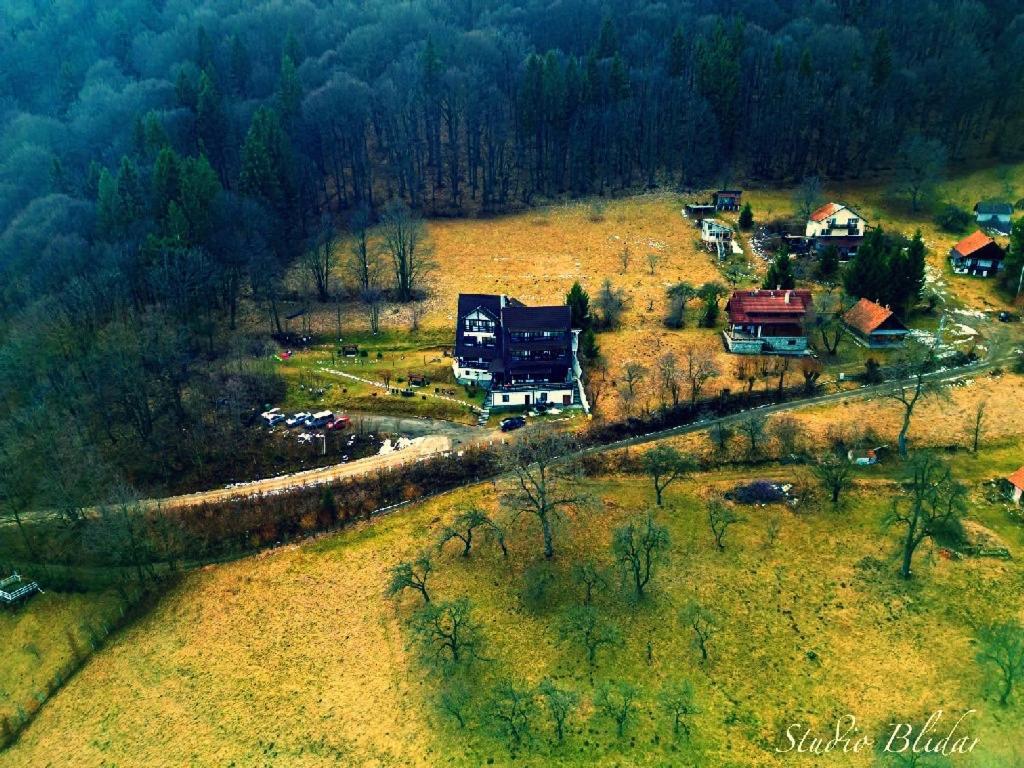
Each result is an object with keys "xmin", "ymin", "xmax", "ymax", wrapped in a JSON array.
[
  {"xmin": 659, "ymin": 680, "xmax": 697, "ymax": 738},
  {"xmin": 411, "ymin": 597, "xmax": 484, "ymax": 667},
  {"xmin": 538, "ymin": 679, "xmax": 579, "ymax": 742},
  {"xmin": 380, "ymin": 198, "xmax": 434, "ymax": 302},
  {"xmin": 641, "ymin": 444, "xmax": 693, "ymax": 506},
  {"xmin": 656, "ymin": 352, "xmax": 681, "ymax": 408},
  {"xmin": 387, "ymin": 553, "xmax": 433, "ymax": 603},
  {"xmin": 594, "ymin": 680, "xmax": 638, "ymax": 738},
  {"xmin": 885, "ymin": 340, "xmax": 946, "ymax": 457},
  {"xmin": 683, "ymin": 342, "xmax": 720, "ymax": 405},
  {"xmin": 304, "ymin": 213, "xmax": 337, "ymax": 301},
  {"xmin": 884, "ymin": 453, "xmax": 966, "ymax": 579},
  {"xmin": 612, "ymin": 512, "xmax": 670, "ymax": 600},
  {"xmin": 682, "ymin": 602, "xmax": 718, "ymax": 662},
  {"xmin": 812, "ymin": 454, "xmax": 852, "ymax": 506},
  {"xmin": 970, "ymin": 400, "xmax": 986, "ymax": 452},
  {"xmin": 571, "ymin": 560, "xmax": 609, "ymax": 605},
  {"xmin": 975, "ymin": 620, "xmax": 1024, "ymax": 706},
  {"xmin": 502, "ymin": 431, "xmax": 587, "ymax": 560},
  {"xmin": 559, "ymin": 605, "xmax": 621, "ymax": 675},
  {"xmin": 439, "ymin": 508, "xmax": 507, "ymax": 557},
  {"xmin": 708, "ymin": 498, "xmax": 741, "ymax": 551}
]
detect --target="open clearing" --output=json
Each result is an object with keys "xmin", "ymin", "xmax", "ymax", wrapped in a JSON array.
[{"xmin": 4, "ymin": 445, "xmax": 1022, "ymax": 767}]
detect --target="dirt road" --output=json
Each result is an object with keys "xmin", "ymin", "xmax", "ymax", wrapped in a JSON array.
[{"xmin": 152, "ymin": 435, "xmax": 455, "ymax": 510}]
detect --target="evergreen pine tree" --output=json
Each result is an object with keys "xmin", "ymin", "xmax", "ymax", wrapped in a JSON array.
[
  {"xmin": 763, "ymin": 249, "xmax": 795, "ymax": 290},
  {"xmin": 738, "ymin": 202, "xmax": 753, "ymax": 230},
  {"xmin": 566, "ymin": 281, "xmax": 592, "ymax": 329}
]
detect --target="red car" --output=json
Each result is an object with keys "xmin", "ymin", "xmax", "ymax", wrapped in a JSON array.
[{"xmin": 326, "ymin": 415, "xmax": 351, "ymax": 431}]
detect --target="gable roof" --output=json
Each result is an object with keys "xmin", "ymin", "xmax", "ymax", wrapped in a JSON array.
[
  {"xmin": 457, "ymin": 293, "xmax": 523, "ymax": 320},
  {"xmin": 843, "ymin": 297, "xmax": 906, "ymax": 335},
  {"xmin": 809, "ymin": 202, "xmax": 844, "ymax": 222},
  {"xmin": 502, "ymin": 305, "xmax": 570, "ymax": 331},
  {"xmin": 726, "ymin": 289, "xmax": 812, "ymax": 323},
  {"xmin": 975, "ymin": 201, "xmax": 1013, "ymax": 216},
  {"xmin": 951, "ymin": 230, "xmax": 996, "ymax": 257},
  {"xmin": 1009, "ymin": 466, "xmax": 1024, "ymax": 491}
]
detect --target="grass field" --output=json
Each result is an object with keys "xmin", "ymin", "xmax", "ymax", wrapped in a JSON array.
[
  {"xmin": 4, "ymin": 441, "xmax": 1022, "ymax": 767},
  {"xmin": 0, "ymin": 589, "xmax": 122, "ymax": 737}
]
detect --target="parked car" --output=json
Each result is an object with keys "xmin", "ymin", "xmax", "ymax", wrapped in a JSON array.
[
  {"xmin": 327, "ymin": 415, "xmax": 351, "ymax": 430},
  {"xmin": 285, "ymin": 411, "xmax": 312, "ymax": 428},
  {"xmin": 261, "ymin": 407, "xmax": 285, "ymax": 426},
  {"xmin": 997, "ymin": 311, "xmax": 1020, "ymax": 323},
  {"xmin": 500, "ymin": 416, "xmax": 526, "ymax": 432},
  {"xmin": 305, "ymin": 410, "xmax": 335, "ymax": 428}
]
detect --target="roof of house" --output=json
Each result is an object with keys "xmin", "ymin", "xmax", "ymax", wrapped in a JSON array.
[
  {"xmin": 809, "ymin": 202, "xmax": 844, "ymax": 222},
  {"xmin": 502, "ymin": 305, "xmax": 570, "ymax": 331},
  {"xmin": 951, "ymin": 230, "xmax": 996, "ymax": 257},
  {"xmin": 715, "ymin": 189, "xmax": 742, "ymax": 196},
  {"xmin": 726, "ymin": 289, "xmax": 812, "ymax": 323},
  {"xmin": 975, "ymin": 201, "xmax": 1013, "ymax": 216},
  {"xmin": 1009, "ymin": 466, "xmax": 1024, "ymax": 490},
  {"xmin": 702, "ymin": 218, "xmax": 731, "ymax": 232},
  {"xmin": 843, "ymin": 297, "xmax": 907, "ymax": 335},
  {"xmin": 456, "ymin": 293, "xmax": 523, "ymax": 319}
]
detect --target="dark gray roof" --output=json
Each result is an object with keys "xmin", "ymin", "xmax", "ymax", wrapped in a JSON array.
[
  {"xmin": 456, "ymin": 293, "xmax": 503, "ymax": 320},
  {"xmin": 975, "ymin": 201, "xmax": 1013, "ymax": 215},
  {"xmin": 502, "ymin": 305, "xmax": 570, "ymax": 331}
]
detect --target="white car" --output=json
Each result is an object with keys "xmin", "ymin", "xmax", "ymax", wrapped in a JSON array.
[
  {"xmin": 261, "ymin": 408, "xmax": 286, "ymax": 426},
  {"xmin": 285, "ymin": 411, "xmax": 312, "ymax": 428}
]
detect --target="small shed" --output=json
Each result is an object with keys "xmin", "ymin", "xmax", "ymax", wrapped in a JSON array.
[
  {"xmin": 974, "ymin": 201, "xmax": 1013, "ymax": 235},
  {"xmin": 714, "ymin": 189, "xmax": 743, "ymax": 212},
  {"xmin": 683, "ymin": 204, "xmax": 717, "ymax": 223},
  {"xmin": 0, "ymin": 573, "xmax": 41, "ymax": 605},
  {"xmin": 843, "ymin": 298, "xmax": 908, "ymax": 348}
]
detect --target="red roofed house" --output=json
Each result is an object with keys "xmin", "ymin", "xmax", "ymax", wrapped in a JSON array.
[
  {"xmin": 843, "ymin": 297, "xmax": 909, "ymax": 348},
  {"xmin": 1008, "ymin": 466, "xmax": 1024, "ymax": 506},
  {"xmin": 723, "ymin": 289, "xmax": 812, "ymax": 355},
  {"xmin": 949, "ymin": 231, "xmax": 1005, "ymax": 277},
  {"xmin": 805, "ymin": 202, "xmax": 866, "ymax": 259}
]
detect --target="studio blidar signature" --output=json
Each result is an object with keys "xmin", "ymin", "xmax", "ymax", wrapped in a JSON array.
[{"xmin": 776, "ymin": 710, "xmax": 979, "ymax": 757}]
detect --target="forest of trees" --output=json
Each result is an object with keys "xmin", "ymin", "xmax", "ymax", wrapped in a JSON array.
[{"xmin": 1, "ymin": 0, "xmax": 1023, "ymax": 501}]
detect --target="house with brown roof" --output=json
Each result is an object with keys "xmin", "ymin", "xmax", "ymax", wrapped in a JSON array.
[
  {"xmin": 723, "ymin": 289, "xmax": 812, "ymax": 355},
  {"xmin": 805, "ymin": 202, "xmax": 865, "ymax": 259},
  {"xmin": 843, "ymin": 297, "xmax": 909, "ymax": 348},
  {"xmin": 949, "ymin": 231, "xmax": 1005, "ymax": 277},
  {"xmin": 1008, "ymin": 466, "xmax": 1024, "ymax": 506}
]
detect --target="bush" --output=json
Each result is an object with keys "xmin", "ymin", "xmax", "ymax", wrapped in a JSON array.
[
  {"xmin": 726, "ymin": 480, "xmax": 787, "ymax": 504},
  {"xmin": 934, "ymin": 204, "xmax": 972, "ymax": 234}
]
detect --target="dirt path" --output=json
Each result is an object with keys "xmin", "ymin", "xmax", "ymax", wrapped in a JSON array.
[{"xmin": 151, "ymin": 435, "xmax": 455, "ymax": 510}]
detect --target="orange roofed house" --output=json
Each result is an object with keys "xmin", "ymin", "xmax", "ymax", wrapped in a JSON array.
[
  {"xmin": 949, "ymin": 231, "xmax": 1005, "ymax": 277},
  {"xmin": 1008, "ymin": 466, "xmax": 1024, "ymax": 506},
  {"xmin": 723, "ymin": 289, "xmax": 812, "ymax": 355},
  {"xmin": 805, "ymin": 202, "xmax": 866, "ymax": 259},
  {"xmin": 843, "ymin": 297, "xmax": 909, "ymax": 348}
]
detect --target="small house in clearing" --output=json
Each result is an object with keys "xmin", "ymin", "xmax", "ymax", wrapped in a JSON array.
[
  {"xmin": 974, "ymin": 201, "xmax": 1013, "ymax": 235},
  {"xmin": 843, "ymin": 298, "xmax": 909, "ymax": 348},
  {"xmin": 949, "ymin": 231, "xmax": 1005, "ymax": 277},
  {"xmin": 1008, "ymin": 466, "xmax": 1024, "ymax": 505},
  {"xmin": 701, "ymin": 218, "xmax": 733, "ymax": 253},
  {"xmin": 805, "ymin": 202, "xmax": 866, "ymax": 259},
  {"xmin": 713, "ymin": 189, "xmax": 743, "ymax": 211},
  {"xmin": 723, "ymin": 289, "xmax": 812, "ymax": 355}
]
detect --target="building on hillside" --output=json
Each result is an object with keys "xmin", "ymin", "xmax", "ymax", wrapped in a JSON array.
[
  {"xmin": 701, "ymin": 218, "xmax": 733, "ymax": 254},
  {"xmin": 974, "ymin": 200, "xmax": 1014, "ymax": 235},
  {"xmin": 0, "ymin": 572, "xmax": 40, "ymax": 606},
  {"xmin": 949, "ymin": 231, "xmax": 1005, "ymax": 277},
  {"xmin": 723, "ymin": 289, "xmax": 812, "ymax": 355},
  {"xmin": 452, "ymin": 293, "xmax": 585, "ymax": 411},
  {"xmin": 843, "ymin": 297, "xmax": 909, "ymax": 348},
  {"xmin": 683, "ymin": 203, "xmax": 717, "ymax": 223},
  {"xmin": 713, "ymin": 189, "xmax": 743, "ymax": 211},
  {"xmin": 805, "ymin": 202, "xmax": 866, "ymax": 259},
  {"xmin": 1008, "ymin": 466, "xmax": 1024, "ymax": 505}
]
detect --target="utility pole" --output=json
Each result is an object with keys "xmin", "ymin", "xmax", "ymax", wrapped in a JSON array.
[{"xmin": 1016, "ymin": 261, "xmax": 1024, "ymax": 297}]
